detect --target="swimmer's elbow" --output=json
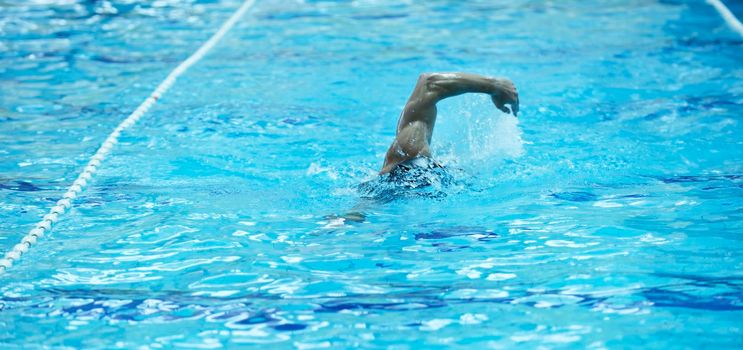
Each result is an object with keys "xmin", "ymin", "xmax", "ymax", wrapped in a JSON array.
[
  {"xmin": 418, "ymin": 72, "xmax": 450, "ymax": 97},
  {"xmin": 419, "ymin": 72, "xmax": 445, "ymax": 80},
  {"xmin": 419, "ymin": 72, "xmax": 441, "ymax": 88}
]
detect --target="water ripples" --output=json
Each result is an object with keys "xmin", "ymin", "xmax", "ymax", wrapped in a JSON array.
[{"xmin": 2, "ymin": 0, "xmax": 743, "ymax": 348}]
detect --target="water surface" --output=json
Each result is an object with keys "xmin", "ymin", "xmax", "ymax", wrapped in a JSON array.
[{"xmin": 1, "ymin": 0, "xmax": 742, "ymax": 348}]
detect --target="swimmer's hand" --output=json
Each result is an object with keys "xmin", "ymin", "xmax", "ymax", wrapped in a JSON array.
[{"xmin": 490, "ymin": 79, "xmax": 519, "ymax": 116}]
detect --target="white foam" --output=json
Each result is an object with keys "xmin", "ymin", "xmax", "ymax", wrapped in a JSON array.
[{"xmin": 433, "ymin": 95, "xmax": 524, "ymax": 170}]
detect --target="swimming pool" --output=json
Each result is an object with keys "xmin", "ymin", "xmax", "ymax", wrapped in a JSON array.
[{"xmin": 1, "ymin": 0, "xmax": 742, "ymax": 348}]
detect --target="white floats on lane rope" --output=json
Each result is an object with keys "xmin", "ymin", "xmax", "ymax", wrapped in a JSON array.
[
  {"xmin": 707, "ymin": 0, "xmax": 743, "ymax": 37},
  {"xmin": 0, "ymin": 0, "xmax": 257, "ymax": 274}
]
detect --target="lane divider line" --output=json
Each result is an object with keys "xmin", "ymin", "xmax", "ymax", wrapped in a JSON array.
[
  {"xmin": 0, "ymin": 0, "xmax": 257, "ymax": 274},
  {"xmin": 707, "ymin": 0, "xmax": 743, "ymax": 37}
]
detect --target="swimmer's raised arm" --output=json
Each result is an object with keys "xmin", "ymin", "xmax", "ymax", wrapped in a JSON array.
[
  {"xmin": 380, "ymin": 72, "xmax": 519, "ymax": 174},
  {"xmin": 425, "ymin": 73, "xmax": 519, "ymax": 115}
]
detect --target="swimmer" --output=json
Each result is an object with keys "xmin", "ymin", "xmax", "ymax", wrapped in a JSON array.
[
  {"xmin": 330, "ymin": 73, "xmax": 519, "ymax": 222},
  {"xmin": 380, "ymin": 72, "xmax": 519, "ymax": 174}
]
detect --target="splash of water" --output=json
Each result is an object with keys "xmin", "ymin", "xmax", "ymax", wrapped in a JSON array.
[{"xmin": 432, "ymin": 95, "xmax": 525, "ymax": 172}]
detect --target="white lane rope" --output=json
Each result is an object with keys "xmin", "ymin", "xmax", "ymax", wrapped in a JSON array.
[
  {"xmin": 707, "ymin": 0, "xmax": 743, "ymax": 37},
  {"xmin": 0, "ymin": 0, "xmax": 257, "ymax": 274}
]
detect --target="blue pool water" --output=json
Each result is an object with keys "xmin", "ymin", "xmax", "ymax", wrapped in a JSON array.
[{"xmin": 1, "ymin": 0, "xmax": 742, "ymax": 348}]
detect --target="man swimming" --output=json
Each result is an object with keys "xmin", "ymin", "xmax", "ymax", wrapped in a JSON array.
[
  {"xmin": 340, "ymin": 73, "xmax": 520, "ymax": 219},
  {"xmin": 380, "ymin": 72, "xmax": 519, "ymax": 174}
]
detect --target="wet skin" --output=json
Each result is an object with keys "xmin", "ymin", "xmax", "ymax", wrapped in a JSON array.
[{"xmin": 380, "ymin": 72, "xmax": 519, "ymax": 174}]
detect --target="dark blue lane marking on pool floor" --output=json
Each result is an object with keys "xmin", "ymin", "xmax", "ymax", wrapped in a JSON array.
[
  {"xmin": 272, "ymin": 323, "xmax": 307, "ymax": 331},
  {"xmin": 550, "ymin": 191, "xmax": 598, "ymax": 202},
  {"xmin": 642, "ymin": 289, "xmax": 743, "ymax": 311},
  {"xmin": 1, "ymin": 271, "xmax": 740, "ymax": 330},
  {"xmin": 0, "ymin": 180, "xmax": 42, "ymax": 192},
  {"xmin": 654, "ymin": 174, "xmax": 743, "ymax": 184}
]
